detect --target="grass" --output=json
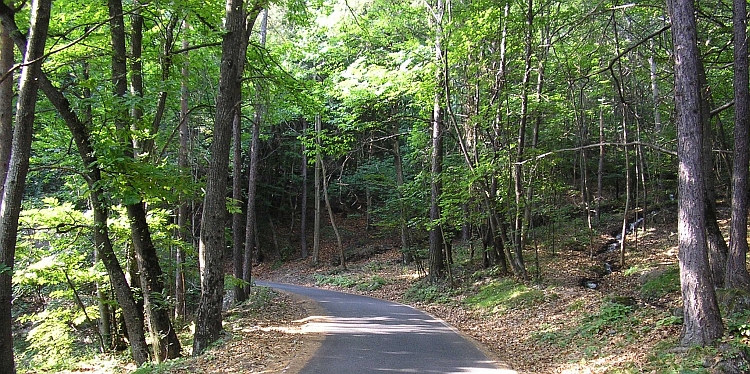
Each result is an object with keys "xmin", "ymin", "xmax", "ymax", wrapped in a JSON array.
[
  {"xmin": 640, "ymin": 265, "xmax": 680, "ymax": 301},
  {"xmin": 464, "ymin": 279, "xmax": 547, "ymax": 312}
]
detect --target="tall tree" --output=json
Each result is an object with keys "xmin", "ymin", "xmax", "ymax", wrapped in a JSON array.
[
  {"xmin": 194, "ymin": 0, "xmax": 264, "ymax": 355},
  {"xmin": 0, "ymin": 18, "xmax": 12, "ymax": 197},
  {"xmin": 108, "ymin": 0, "xmax": 181, "ymax": 360},
  {"xmin": 427, "ymin": 0, "xmax": 446, "ymax": 282},
  {"xmin": 0, "ymin": 1, "xmax": 52, "ymax": 372},
  {"xmin": 724, "ymin": 0, "xmax": 750, "ymax": 292},
  {"xmin": 668, "ymin": 0, "xmax": 724, "ymax": 347},
  {"xmin": 176, "ymin": 22, "xmax": 190, "ymax": 320},
  {"xmin": 242, "ymin": 7, "xmax": 269, "ymax": 296}
]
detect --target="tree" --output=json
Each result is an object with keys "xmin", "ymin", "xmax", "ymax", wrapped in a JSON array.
[
  {"xmin": 107, "ymin": 0, "xmax": 182, "ymax": 360},
  {"xmin": 724, "ymin": 0, "xmax": 750, "ymax": 293},
  {"xmin": 0, "ymin": 1, "xmax": 52, "ymax": 372},
  {"xmin": 668, "ymin": 0, "xmax": 724, "ymax": 347},
  {"xmin": 0, "ymin": 17, "xmax": 12, "ymax": 198},
  {"xmin": 427, "ymin": 0, "xmax": 446, "ymax": 282},
  {"xmin": 194, "ymin": 0, "xmax": 265, "ymax": 355}
]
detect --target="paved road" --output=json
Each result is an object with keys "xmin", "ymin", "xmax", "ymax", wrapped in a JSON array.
[{"xmin": 259, "ymin": 281, "xmax": 516, "ymax": 374}]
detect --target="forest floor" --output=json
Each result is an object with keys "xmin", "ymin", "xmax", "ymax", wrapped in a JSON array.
[{"xmin": 151, "ymin": 203, "xmax": 749, "ymax": 373}]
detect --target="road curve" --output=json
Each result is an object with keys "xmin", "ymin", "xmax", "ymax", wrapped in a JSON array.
[{"xmin": 258, "ymin": 281, "xmax": 516, "ymax": 374}]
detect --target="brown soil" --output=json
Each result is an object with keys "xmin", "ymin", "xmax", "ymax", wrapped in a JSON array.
[
  {"xmin": 249, "ymin": 210, "xmax": 689, "ymax": 373},
  {"xmin": 167, "ymin": 208, "xmax": 711, "ymax": 373}
]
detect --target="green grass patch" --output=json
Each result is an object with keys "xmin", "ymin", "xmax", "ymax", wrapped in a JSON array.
[
  {"xmin": 641, "ymin": 266, "xmax": 680, "ymax": 301},
  {"xmin": 314, "ymin": 273, "xmax": 358, "ymax": 288},
  {"xmin": 464, "ymin": 279, "xmax": 546, "ymax": 312},
  {"xmin": 403, "ymin": 281, "xmax": 452, "ymax": 304},
  {"xmin": 356, "ymin": 275, "xmax": 388, "ymax": 291}
]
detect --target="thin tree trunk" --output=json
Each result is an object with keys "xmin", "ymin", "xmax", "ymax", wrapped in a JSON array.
[
  {"xmin": 0, "ymin": 18, "xmax": 12, "ymax": 198},
  {"xmin": 232, "ymin": 111, "xmax": 246, "ymax": 303},
  {"xmin": 175, "ymin": 24, "xmax": 190, "ymax": 319},
  {"xmin": 243, "ymin": 8, "xmax": 268, "ymax": 293},
  {"xmin": 597, "ymin": 106, "xmax": 604, "ymax": 225},
  {"xmin": 313, "ymin": 114, "xmax": 322, "ymax": 265},
  {"xmin": 0, "ymin": 2, "xmax": 51, "ymax": 371},
  {"xmin": 300, "ymin": 119, "xmax": 309, "ymax": 259},
  {"xmin": 620, "ymin": 110, "xmax": 631, "ymax": 268},
  {"xmin": 321, "ymin": 160, "xmax": 345, "ymax": 268},
  {"xmin": 669, "ymin": 0, "xmax": 724, "ymax": 347},
  {"xmin": 429, "ymin": 3, "xmax": 446, "ymax": 282},
  {"xmin": 94, "ymin": 248, "xmax": 112, "ymax": 351},
  {"xmin": 725, "ymin": 0, "xmax": 750, "ymax": 292},
  {"xmin": 511, "ymin": 0, "xmax": 534, "ymax": 280},
  {"xmin": 393, "ymin": 128, "xmax": 408, "ymax": 259}
]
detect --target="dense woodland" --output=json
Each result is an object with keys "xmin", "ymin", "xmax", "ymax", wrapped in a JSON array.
[{"xmin": 1, "ymin": 0, "xmax": 750, "ymax": 372}]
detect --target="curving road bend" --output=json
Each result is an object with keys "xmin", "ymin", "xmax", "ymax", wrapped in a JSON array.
[{"xmin": 258, "ymin": 281, "xmax": 517, "ymax": 374}]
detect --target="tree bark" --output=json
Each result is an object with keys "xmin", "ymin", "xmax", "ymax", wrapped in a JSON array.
[
  {"xmin": 232, "ymin": 111, "xmax": 246, "ymax": 302},
  {"xmin": 0, "ymin": 1, "xmax": 50, "ymax": 372},
  {"xmin": 175, "ymin": 24, "xmax": 190, "ymax": 319},
  {"xmin": 669, "ymin": 0, "xmax": 724, "ymax": 347},
  {"xmin": 110, "ymin": 0, "xmax": 181, "ymax": 360},
  {"xmin": 0, "ymin": 6, "xmax": 151, "ymax": 364},
  {"xmin": 194, "ymin": 0, "xmax": 258, "ymax": 356},
  {"xmin": 427, "ymin": 0, "xmax": 446, "ymax": 282},
  {"xmin": 313, "ymin": 114, "xmax": 322, "ymax": 265},
  {"xmin": 243, "ymin": 7, "xmax": 268, "ymax": 294},
  {"xmin": 300, "ymin": 119, "xmax": 309, "ymax": 259},
  {"xmin": 725, "ymin": 0, "xmax": 750, "ymax": 292},
  {"xmin": 0, "ymin": 18, "xmax": 12, "ymax": 197}
]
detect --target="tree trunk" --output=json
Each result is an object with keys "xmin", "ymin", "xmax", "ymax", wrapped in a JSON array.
[
  {"xmin": 313, "ymin": 114, "xmax": 322, "ymax": 265},
  {"xmin": 300, "ymin": 119, "xmax": 309, "ymax": 259},
  {"xmin": 0, "ymin": 18, "xmax": 12, "ymax": 198},
  {"xmin": 725, "ymin": 0, "xmax": 750, "ymax": 292},
  {"xmin": 0, "ymin": 1, "xmax": 50, "ymax": 371},
  {"xmin": 393, "ymin": 128, "xmax": 408, "ymax": 259},
  {"xmin": 175, "ymin": 25, "xmax": 190, "ymax": 319},
  {"xmin": 511, "ymin": 0, "xmax": 534, "ymax": 280},
  {"xmin": 669, "ymin": 0, "xmax": 724, "ymax": 347},
  {"xmin": 194, "ymin": 0, "xmax": 257, "ymax": 356},
  {"xmin": 0, "ymin": 6, "xmax": 150, "ymax": 364},
  {"xmin": 110, "ymin": 0, "xmax": 181, "ymax": 360},
  {"xmin": 243, "ymin": 7, "xmax": 268, "ymax": 294},
  {"xmin": 319, "ymin": 157, "xmax": 345, "ymax": 268},
  {"xmin": 232, "ymin": 111, "xmax": 246, "ymax": 303},
  {"xmin": 427, "ymin": 0, "xmax": 446, "ymax": 282}
]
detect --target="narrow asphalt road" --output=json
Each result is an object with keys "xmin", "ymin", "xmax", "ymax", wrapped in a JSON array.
[{"xmin": 258, "ymin": 281, "xmax": 516, "ymax": 374}]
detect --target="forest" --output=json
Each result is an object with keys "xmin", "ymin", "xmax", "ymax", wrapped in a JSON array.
[{"xmin": 1, "ymin": 0, "xmax": 750, "ymax": 372}]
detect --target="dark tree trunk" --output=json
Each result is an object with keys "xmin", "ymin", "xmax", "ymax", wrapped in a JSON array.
[
  {"xmin": 0, "ymin": 6, "xmax": 151, "ymax": 364},
  {"xmin": 669, "ymin": 0, "xmax": 724, "ymax": 347},
  {"xmin": 428, "ymin": 0, "xmax": 446, "ymax": 282},
  {"xmin": 194, "ymin": 0, "xmax": 260, "ymax": 356},
  {"xmin": 0, "ymin": 19, "xmax": 12, "ymax": 198},
  {"xmin": 725, "ymin": 0, "xmax": 750, "ymax": 292},
  {"xmin": 0, "ymin": 1, "xmax": 50, "ymax": 372},
  {"xmin": 126, "ymin": 203, "xmax": 182, "ymax": 360},
  {"xmin": 110, "ymin": 0, "xmax": 181, "ymax": 360},
  {"xmin": 243, "ymin": 7, "xmax": 267, "ymax": 292},
  {"xmin": 232, "ymin": 111, "xmax": 246, "ymax": 303},
  {"xmin": 300, "ymin": 119, "xmax": 309, "ymax": 259},
  {"xmin": 175, "ymin": 26, "xmax": 190, "ymax": 319}
]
